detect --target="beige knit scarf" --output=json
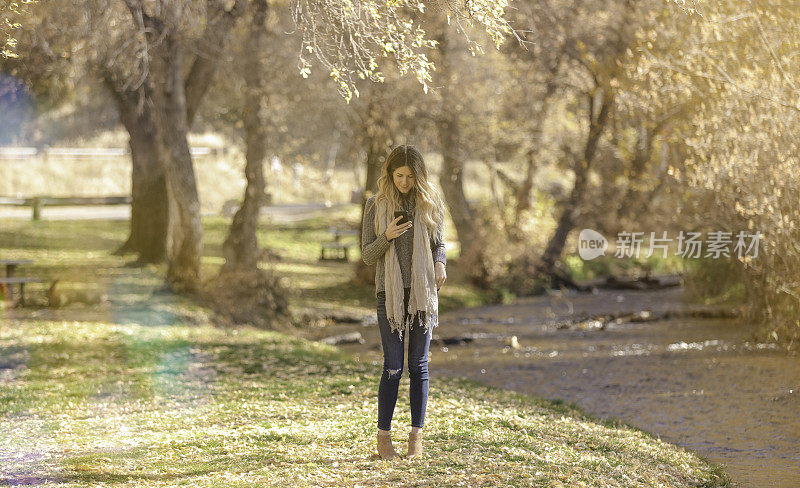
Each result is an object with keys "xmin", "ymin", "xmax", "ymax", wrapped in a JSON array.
[{"xmin": 375, "ymin": 195, "xmax": 438, "ymax": 340}]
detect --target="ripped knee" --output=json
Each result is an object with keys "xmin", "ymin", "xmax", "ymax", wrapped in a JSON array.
[
  {"xmin": 408, "ymin": 362, "xmax": 428, "ymax": 376},
  {"xmin": 383, "ymin": 366, "xmax": 403, "ymax": 379}
]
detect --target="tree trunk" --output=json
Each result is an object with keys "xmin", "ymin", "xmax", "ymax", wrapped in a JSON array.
[
  {"xmin": 111, "ymin": 0, "xmax": 246, "ymax": 276},
  {"xmin": 148, "ymin": 26, "xmax": 203, "ymax": 293},
  {"xmin": 540, "ymin": 159, "xmax": 590, "ymax": 271},
  {"xmin": 108, "ymin": 84, "xmax": 169, "ymax": 263},
  {"xmin": 508, "ymin": 147, "xmax": 537, "ymax": 242},
  {"xmin": 538, "ymin": 0, "xmax": 637, "ymax": 283},
  {"xmin": 540, "ymin": 88, "xmax": 614, "ymax": 275},
  {"xmin": 439, "ymin": 118, "xmax": 480, "ymax": 260},
  {"xmin": 221, "ymin": 0, "xmax": 269, "ymax": 273},
  {"xmin": 435, "ymin": 30, "xmax": 485, "ymax": 284},
  {"xmin": 363, "ymin": 143, "xmax": 384, "ymax": 197},
  {"xmin": 361, "ymin": 92, "xmax": 392, "ymax": 197},
  {"xmin": 353, "ymin": 94, "xmax": 393, "ymax": 286},
  {"xmin": 125, "ymin": 123, "xmax": 169, "ymax": 263}
]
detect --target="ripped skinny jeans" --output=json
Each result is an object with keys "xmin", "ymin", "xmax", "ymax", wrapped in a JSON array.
[{"xmin": 377, "ymin": 287, "xmax": 432, "ymax": 430}]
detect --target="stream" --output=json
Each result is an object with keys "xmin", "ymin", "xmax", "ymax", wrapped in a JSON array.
[{"xmin": 342, "ymin": 287, "xmax": 800, "ymax": 488}]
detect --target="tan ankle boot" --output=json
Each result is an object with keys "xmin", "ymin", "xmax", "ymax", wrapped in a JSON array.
[
  {"xmin": 406, "ymin": 430, "xmax": 423, "ymax": 457},
  {"xmin": 376, "ymin": 430, "xmax": 397, "ymax": 460}
]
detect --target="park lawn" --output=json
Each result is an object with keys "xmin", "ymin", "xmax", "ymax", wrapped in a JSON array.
[
  {"xmin": 0, "ymin": 210, "xmax": 493, "ymax": 323},
  {"xmin": 1, "ymin": 216, "xmax": 729, "ymax": 486},
  {"xmin": 0, "ymin": 319, "xmax": 729, "ymax": 488}
]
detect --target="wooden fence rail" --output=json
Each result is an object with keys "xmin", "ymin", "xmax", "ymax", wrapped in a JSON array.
[
  {"xmin": 0, "ymin": 146, "xmax": 215, "ymax": 158},
  {"xmin": 0, "ymin": 196, "xmax": 131, "ymax": 220}
]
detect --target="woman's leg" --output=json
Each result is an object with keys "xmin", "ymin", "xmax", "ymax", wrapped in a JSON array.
[
  {"xmin": 376, "ymin": 291, "xmax": 404, "ymax": 431},
  {"xmin": 407, "ymin": 309, "xmax": 432, "ymax": 429}
]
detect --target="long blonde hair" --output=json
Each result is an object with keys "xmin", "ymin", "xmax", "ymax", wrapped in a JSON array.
[{"xmin": 371, "ymin": 144, "xmax": 446, "ymax": 236}]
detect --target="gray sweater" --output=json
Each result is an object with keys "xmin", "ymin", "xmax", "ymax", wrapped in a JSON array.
[{"xmin": 361, "ymin": 190, "xmax": 447, "ymax": 296}]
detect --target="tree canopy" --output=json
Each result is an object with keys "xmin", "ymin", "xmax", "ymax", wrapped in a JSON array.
[{"xmin": 292, "ymin": 0, "xmax": 521, "ymax": 101}]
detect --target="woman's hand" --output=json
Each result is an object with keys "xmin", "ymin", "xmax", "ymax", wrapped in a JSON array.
[
  {"xmin": 384, "ymin": 215, "xmax": 412, "ymax": 241},
  {"xmin": 435, "ymin": 261, "xmax": 446, "ymax": 290}
]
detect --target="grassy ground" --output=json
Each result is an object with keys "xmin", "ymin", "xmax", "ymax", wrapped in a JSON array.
[
  {"xmin": 1, "ymin": 320, "xmax": 729, "ymax": 487},
  {"xmin": 0, "ymin": 207, "xmax": 493, "ymax": 323},
  {"xmin": 0, "ymin": 216, "xmax": 730, "ymax": 487}
]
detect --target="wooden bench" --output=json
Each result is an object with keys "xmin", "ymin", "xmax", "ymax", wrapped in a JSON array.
[
  {"xmin": 320, "ymin": 228, "xmax": 359, "ymax": 262},
  {"xmin": 0, "ymin": 277, "xmax": 45, "ymax": 306},
  {"xmin": 0, "ymin": 259, "xmax": 44, "ymax": 307}
]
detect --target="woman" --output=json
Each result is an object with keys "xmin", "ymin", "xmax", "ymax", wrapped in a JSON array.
[{"xmin": 361, "ymin": 144, "xmax": 447, "ymax": 460}]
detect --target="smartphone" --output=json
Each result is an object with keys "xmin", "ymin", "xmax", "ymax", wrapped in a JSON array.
[{"xmin": 394, "ymin": 210, "xmax": 411, "ymax": 225}]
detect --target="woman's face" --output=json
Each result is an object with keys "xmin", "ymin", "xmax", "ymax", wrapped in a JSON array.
[{"xmin": 392, "ymin": 165, "xmax": 415, "ymax": 194}]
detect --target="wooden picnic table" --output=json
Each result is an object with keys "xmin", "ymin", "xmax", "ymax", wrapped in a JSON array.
[
  {"xmin": 0, "ymin": 259, "xmax": 33, "ymax": 277},
  {"xmin": 0, "ymin": 259, "xmax": 42, "ymax": 306}
]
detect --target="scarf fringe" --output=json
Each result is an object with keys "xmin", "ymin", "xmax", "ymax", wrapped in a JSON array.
[{"xmin": 388, "ymin": 309, "xmax": 439, "ymax": 341}]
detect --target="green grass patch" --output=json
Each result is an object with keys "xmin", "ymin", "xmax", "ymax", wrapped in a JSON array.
[
  {"xmin": 0, "ymin": 212, "xmax": 490, "ymax": 321},
  {"xmin": 564, "ymin": 251, "xmax": 690, "ymax": 283},
  {"xmin": 1, "ymin": 321, "xmax": 729, "ymax": 487}
]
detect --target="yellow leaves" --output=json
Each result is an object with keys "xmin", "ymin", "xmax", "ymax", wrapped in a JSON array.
[{"xmin": 291, "ymin": 0, "xmax": 513, "ymax": 103}]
